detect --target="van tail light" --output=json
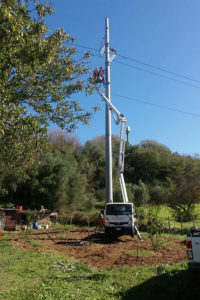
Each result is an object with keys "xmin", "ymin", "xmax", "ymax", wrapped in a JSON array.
[
  {"xmin": 186, "ymin": 241, "xmax": 192, "ymax": 248},
  {"xmin": 186, "ymin": 240, "xmax": 193, "ymax": 260}
]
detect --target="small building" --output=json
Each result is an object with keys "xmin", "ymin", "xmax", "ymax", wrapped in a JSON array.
[
  {"xmin": 0, "ymin": 208, "xmax": 55, "ymax": 231},
  {"xmin": 0, "ymin": 209, "xmax": 20, "ymax": 231}
]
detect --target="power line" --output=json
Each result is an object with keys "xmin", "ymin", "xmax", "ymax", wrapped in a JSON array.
[
  {"xmin": 114, "ymin": 60, "xmax": 200, "ymax": 90},
  {"xmin": 77, "ymin": 49, "xmax": 200, "ymax": 90},
  {"xmin": 74, "ymin": 44, "xmax": 99, "ymax": 53},
  {"xmin": 76, "ymin": 45, "xmax": 200, "ymax": 117},
  {"xmin": 117, "ymin": 53, "xmax": 200, "ymax": 85},
  {"xmin": 112, "ymin": 93, "xmax": 200, "ymax": 118},
  {"xmin": 74, "ymin": 43, "xmax": 200, "ymax": 87},
  {"xmin": 76, "ymin": 49, "xmax": 103, "ymax": 60}
]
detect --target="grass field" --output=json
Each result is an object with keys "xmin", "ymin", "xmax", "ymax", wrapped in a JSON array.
[
  {"xmin": 142, "ymin": 204, "xmax": 200, "ymax": 230},
  {"xmin": 0, "ymin": 204, "xmax": 200, "ymax": 299},
  {"xmin": 0, "ymin": 229, "xmax": 199, "ymax": 300}
]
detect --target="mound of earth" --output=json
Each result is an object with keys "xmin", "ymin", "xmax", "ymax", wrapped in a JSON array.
[{"xmin": 9, "ymin": 228, "xmax": 187, "ymax": 268}]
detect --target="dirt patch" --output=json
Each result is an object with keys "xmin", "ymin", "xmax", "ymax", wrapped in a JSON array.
[{"xmin": 9, "ymin": 228, "xmax": 187, "ymax": 268}]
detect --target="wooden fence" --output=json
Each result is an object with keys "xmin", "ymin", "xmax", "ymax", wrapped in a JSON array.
[{"xmin": 163, "ymin": 216, "xmax": 197, "ymax": 233}]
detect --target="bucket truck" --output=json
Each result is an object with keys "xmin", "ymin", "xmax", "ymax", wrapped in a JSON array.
[{"xmin": 96, "ymin": 88, "xmax": 141, "ymax": 239}]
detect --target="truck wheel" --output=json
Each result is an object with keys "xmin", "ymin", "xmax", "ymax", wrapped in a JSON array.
[{"xmin": 105, "ymin": 228, "xmax": 111, "ymax": 236}]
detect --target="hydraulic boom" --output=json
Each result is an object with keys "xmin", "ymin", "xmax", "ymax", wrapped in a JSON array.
[
  {"xmin": 96, "ymin": 87, "xmax": 141, "ymax": 239},
  {"xmin": 96, "ymin": 88, "xmax": 129, "ymax": 203}
]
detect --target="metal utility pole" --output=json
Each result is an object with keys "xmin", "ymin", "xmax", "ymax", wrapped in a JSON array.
[{"xmin": 105, "ymin": 18, "xmax": 113, "ymax": 204}]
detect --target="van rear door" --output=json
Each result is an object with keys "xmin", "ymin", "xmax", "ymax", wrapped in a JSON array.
[{"xmin": 192, "ymin": 237, "xmax": 200, "ymax": 262}]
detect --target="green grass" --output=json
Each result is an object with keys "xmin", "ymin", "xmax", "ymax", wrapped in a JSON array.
[
  {"xmin": 127, "ymin": 250, "xmax": 153, "ymax": 257},
  {"xmin": 51, "ymin": 223, "xmax": 76, "ymax": 230},
  {"xmin": 0, "ymin": 230, "xmax": 199, "ymax": 300},
  {"xmin": 56, "ymin": 235, "xmax": 66, "ymax": 240},
  {"xmin": 143, "ymin": 204, "xmax": 200, "ymax": 230},
  {"xmin": 23, "ymin": 235, "xmax": 44, "ymax": 248}
]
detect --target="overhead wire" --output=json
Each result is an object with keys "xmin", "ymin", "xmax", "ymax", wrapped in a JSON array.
[
  {"xmin": 75, "ymin": 45, "xmax": 200, "ymax": 118},
  {"xmin": 112, "ymin": 93, "xmax": 200, "ymax": 118},
  {"xmin": 117, "ymin": 53, "xmax": 200, "ymax": 85},
  {"xmin": 114, "ymin": 60, "xmax": 200, "ymax": 90},
  {"xmin": 74, "ymin": 43, "xmax": 200, "ymax": 88},
  {"xmin": 77, "ymin": 49, "xmax": 200, "ymax": 90}
]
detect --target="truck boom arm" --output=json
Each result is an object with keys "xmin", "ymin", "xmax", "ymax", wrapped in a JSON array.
[{"xmin": 96, "ymin": 88, "xmax": 129, "ymax": 203}]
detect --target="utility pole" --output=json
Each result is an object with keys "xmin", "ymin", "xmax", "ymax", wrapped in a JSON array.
[{"xmin": 105, "ymin": 18, "xmax": 113, "ymax": 204}]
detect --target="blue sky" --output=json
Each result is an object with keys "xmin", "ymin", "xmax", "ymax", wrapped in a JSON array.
[{"xmin": 46, "ymin": 0, "xmax": 200, "ymax": 155}]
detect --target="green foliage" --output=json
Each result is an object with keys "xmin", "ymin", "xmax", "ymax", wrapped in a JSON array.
[
  {"xmin": 48, "ymin": 131, "xmax": 81, "ymax": 155},
  {"xmin": 140, "ymin": 140, "xmax": 171, "ymax": 152},
  {"xmin": 132, "ymin": 179, "xmax": 150, "ymax": 207},
  {"xmin": 125, "ymin": 183, "xmax": 135, "ymax": 203},
  {"xmin": 23, "ymin": 233, "xmax": 44, "ymax": 248},
  {"xmin": 81, "ymin": 140, "xmax": 106, "ymax": 202},
  {"xmin": 168, "ymin": 159, "xmax": 200, "ymax": 221},
  {"xmin": 25, "ymin": 209, "xmax": 38, "ymax": 224},
  {"xmin": 0, "ymin": 163, "xmax": 24, "ymax": 200},
  {"xmin": 135, "ymin": 207, "xmax": 146, "ymax": 230},
  {"xmin": 125, "ymin": 140, "xmax": 200, "ymax": 223},
  {"xmin": 125, "ymin": 141, "xmax": 172, "ymax": 184},
  {"xmin": 90, "ymin": 135, "xmax": 120, "ymax": 153},
  {"xmin": 0, "ymin": 0, "xmax": 93, "ymax": 176},
  {"xmin": 57, "ymin": 211, "xmax": 73, "ymax": 227},
  {"xmin": 128, "ymin": 250, "xmax": 153, "ymax": 257},
  {"xmin": 146, "ymin": 208, "xmax": 163, "ymax": 235},
  {"xmin": 171, "ymin": 203, "xmax": 196, "ymax": 223},
  {"xmin": 149, "ymin": 183, "xmax": 169, "ymax": 205},
  {"xmin": 146, "ymin": 208, "xmax": 164, "ymax": 273},
  {"xmin": 57, "ymin": 210, "xmax": 99, "ymax": 226},
  {"xmin": 1, "ymin": 131, "xmax": 91, "ymax": 210},
  {"xmin": 2, "ymin": 129, "xmax": 200, "ymax": 220}
]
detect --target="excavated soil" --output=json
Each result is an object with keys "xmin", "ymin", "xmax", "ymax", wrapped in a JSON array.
[{"xmin": 9, "ymin": 228, "xmax": 187, "ymax": 268}]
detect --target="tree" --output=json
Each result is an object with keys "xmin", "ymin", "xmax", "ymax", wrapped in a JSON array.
[
  {"xmin": 12, "ymin": 146, "xmax": 90, "ymax": 210},
  {"xmin": 125, "ymin": 143, "xmax": 171, "ymax": 185},
  {"xmin": 146, "ymin": 207, "xmax": 163, "ymax": 274},
  {"xmin": 48, "ymin": 130, "xmax": 81, "ymax": 156},
  {"xmin": 132, "ymin": 179, "xmax": 150, "ymax": 207},
  {"xmin": 81, "ymin": 141, "xmax": 105, "ymax": 201},
  {"xmin": 0, "ymin": 162, "xmax": 24, "ymax": 203},
  {"xmin": 0, "ymin": 0, "xmax": 92, "ymax": 174},
  {"xmin": 169, "ymin": 175, "xmax": 200, "ymax": 221},
  {"xmin": 149, "ymin": 183, "xmax": 170, "ymax": 205},
  {"xmin": 140, "ymin": 140, "xmax": 171, "ymax": 153},
  {"xmin": 167, "ymin": 155, "xmax": 200, "ymax": 221}
]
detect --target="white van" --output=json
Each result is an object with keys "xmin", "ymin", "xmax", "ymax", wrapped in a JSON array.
[{"xmin": 186, "ymin": 227, "xmax": 200, "ymax": 269}]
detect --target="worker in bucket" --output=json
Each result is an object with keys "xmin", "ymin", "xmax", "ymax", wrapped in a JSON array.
[
  {"xmin": 92, "ymin": 67, "xmax": 104, "ymax": 84},
  {"xmin": 98, "ymin": 67, "xmax": 104, "ymax": 83},
  {"xmin": 93, "ymin": 68, "xmax": 98, "ymax": 81}
]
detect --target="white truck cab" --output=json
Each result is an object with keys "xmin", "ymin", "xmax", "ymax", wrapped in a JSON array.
[
  {"xmin": 186, "ymin": 227, "xmax": 200, "ymax": 269},
  {"xmin": 104, "ymin": 202, "xmax": 135, "ymax": 236}
]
